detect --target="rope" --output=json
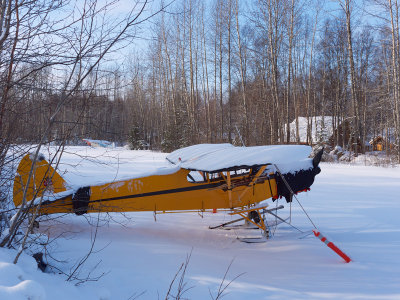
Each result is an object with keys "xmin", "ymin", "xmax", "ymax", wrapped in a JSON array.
[
  {"xmin": 289, "ymin": 195, "xmax": 292, "ymax": 224},
  {"xmin": 273, "ymin": 164, "xmax": 317, "ymax": 229},
  {"xmin": 272, "ymin": 198, "xmax": 278, "ymax": 236}
]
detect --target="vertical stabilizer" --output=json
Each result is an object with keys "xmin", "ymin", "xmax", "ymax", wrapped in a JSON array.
[{"xmin": 13, "ymin": 153, "xmax": 67, "ymax": 207}]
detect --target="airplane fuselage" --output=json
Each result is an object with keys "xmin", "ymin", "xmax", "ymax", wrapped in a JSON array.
[{"xmin": 38, "ymin": 168, "xmax": 277, "ymax": 215}]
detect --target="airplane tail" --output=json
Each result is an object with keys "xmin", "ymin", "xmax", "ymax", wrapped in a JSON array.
[{"xmin": 13, "ymin": 153, "xmax": 67, "ymax": 207}]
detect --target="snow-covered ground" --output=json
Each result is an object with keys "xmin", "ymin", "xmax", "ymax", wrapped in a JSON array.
[{"xmin": 1, "ymin": 146, "xmax": 400, "ymax": 299}]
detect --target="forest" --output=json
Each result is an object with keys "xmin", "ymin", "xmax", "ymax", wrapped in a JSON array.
[{"xmin": 1, "ymin": 0, "xmax": 399, "ymax": 160}]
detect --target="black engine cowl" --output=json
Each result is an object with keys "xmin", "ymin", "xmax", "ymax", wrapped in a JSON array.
[{"xmin": 274, "ymin": 148, "xmax": 323, "ymax": 203}]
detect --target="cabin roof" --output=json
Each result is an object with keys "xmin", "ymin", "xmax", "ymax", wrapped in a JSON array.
[{"xmin": 166, "ymin": 144, "xmax": 312, "ymax": 172}]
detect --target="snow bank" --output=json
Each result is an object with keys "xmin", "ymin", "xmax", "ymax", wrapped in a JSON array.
[
  {"xmin": 323, "ymin": 146, "xmax": 399, "ymax": 167},
  {"xmin": 0, "ymin": 249, "xmax": 46, "ymax": 300},
  {"xmin": 0, "ymin": 247, "xmax": 115, "ymax": 300}
]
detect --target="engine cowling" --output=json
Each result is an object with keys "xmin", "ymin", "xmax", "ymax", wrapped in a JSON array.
[{"xmin": 275, "ymin": 148, "xmax": 323, "ymax": 202}]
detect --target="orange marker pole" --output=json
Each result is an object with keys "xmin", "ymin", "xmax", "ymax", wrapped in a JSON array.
[{"xmin": 313, "ymin": 230, "xmax": 351, "ymax": 263}]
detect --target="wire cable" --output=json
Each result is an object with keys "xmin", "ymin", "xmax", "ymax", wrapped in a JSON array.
[{"xmin": 273, "ymin": 164, "xmax": 317, "ymax": 229}]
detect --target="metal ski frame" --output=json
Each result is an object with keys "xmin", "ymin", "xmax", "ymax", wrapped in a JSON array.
[{"xmin": 209, "ymin": 205, "xmax": 285, "ymax": 230}]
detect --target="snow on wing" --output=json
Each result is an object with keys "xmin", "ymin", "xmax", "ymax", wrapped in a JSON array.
[{"xmin": 166, "ymin": 144, "xmax": 313, "ymax": 172}]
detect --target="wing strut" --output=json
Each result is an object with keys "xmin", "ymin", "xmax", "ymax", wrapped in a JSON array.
[
  {"xmin": 229, "ymin": 205, "xmax": 269, "ymax": 236},
  {"xmin": 238, "ymin": 166, "xmax": 267, "ymax": 201}
]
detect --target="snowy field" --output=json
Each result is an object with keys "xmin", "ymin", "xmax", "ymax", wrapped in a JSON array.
[{"xmin": 1, "ymin": 146, "xmax": 400, "ymax": 299}]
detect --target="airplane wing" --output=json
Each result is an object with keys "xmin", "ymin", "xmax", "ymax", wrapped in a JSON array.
[{"xmin": 166, "ymin": 144, "xmax": 313, "ymax": 172}]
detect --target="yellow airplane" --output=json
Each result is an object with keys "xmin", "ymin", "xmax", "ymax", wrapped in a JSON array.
[{"xmin": 13, "ymin": 144, "xmax": 322, "ymax": 235}]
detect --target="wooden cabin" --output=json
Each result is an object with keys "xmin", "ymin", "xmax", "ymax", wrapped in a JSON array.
[{"xmin": 369, "ymin": 136, "xmax": 395, "ymax": 151}]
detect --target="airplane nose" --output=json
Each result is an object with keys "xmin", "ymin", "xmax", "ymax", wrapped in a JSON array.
[
  {"xmin": 314, "ymin": 166, "xmax": 321, "ymax": 175},
  {"xmin": 312, "ymin": 148, "xmax": 324, "ymax": 168}
]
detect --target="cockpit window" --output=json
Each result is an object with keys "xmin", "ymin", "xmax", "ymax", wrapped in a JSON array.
[
  {"xmin": 187, "ymin": 168, "xmax": 253, "ymax": 184},
  {"xmin": 187, "ymin": 171, "xmax": 206, "ymax": 183}
]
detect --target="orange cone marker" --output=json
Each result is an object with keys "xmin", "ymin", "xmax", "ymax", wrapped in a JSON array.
[{"xmin": 313, "ymin": 230, "xmax": 351, "ymax": 263}]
